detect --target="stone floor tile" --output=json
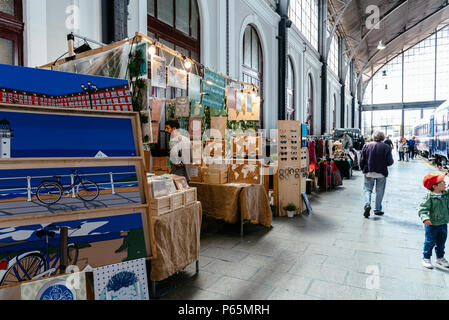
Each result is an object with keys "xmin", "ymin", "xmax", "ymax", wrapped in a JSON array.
[
  {"xmin": 202, "ymin": 260, "xmax": 260, "ymax": 280},
  {"xmin": 201, "ymin": 246, "xmax": 249, "ymax": 263},
  {"xmin": 206, "ymin": 276, "xmax": 275, "ymax": 300},
  {"xmin": 267, "ymin": 288, "xmax": 319, "ymax": 300},
  {"xmin": 306, "ymin": 280, "xmax": 377, "ymax": 300}
]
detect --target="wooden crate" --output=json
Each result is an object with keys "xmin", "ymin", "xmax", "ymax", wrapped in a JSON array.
[
  {"xmin": 152, "ymin": 166, "xmax": 171, "ymax": 176},
  {"xmin": 150, "ymin": 195, "xmax": 173, "ymax": 216},
  {"xmin": 184, "ymin": 187, "xmax": 197, "ymax": 205},
  {"xmin": 171, "ymin": 191, "xmax": 185, "ymax": 210},
  {"xmin": 188, "ymin": 165, "xmax": 203, "ymax": 182},
  {"xmin": 153, "ymin": 156, "xmax": 168, "ymax": 167},
  {"xmin": 202, "ymin": 167, "xmax": 228, "ymax": 184}
]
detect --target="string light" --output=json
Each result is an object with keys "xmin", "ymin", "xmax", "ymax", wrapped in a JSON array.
[
  {"xmin": 148, "ymin": 45, "xmax": 156, "ymax": 56},
  {"xmin": 184, "ymin": 59, "xmax": 192, "ymax": 70}
]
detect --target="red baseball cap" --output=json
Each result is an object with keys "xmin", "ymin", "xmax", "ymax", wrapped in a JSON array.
[{"xmin": 423, "ymin": 173, "xmax": 447, "ymax": 190}]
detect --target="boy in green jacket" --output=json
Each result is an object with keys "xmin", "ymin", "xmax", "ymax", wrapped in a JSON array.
[{"xmin": 419, "ymin": 173, "xmax": 449, "ymax": 269}]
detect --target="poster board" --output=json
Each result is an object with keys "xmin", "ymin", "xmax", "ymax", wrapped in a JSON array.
[
  {"xmin": 210, "ymin": 117, "xmax": 227, "ymax": 140},
  {"xmin": 93, "ymin": 258, "xmax": 149, "ymax": 300},
  {"xmin": 232, "ymin": 133, "xmax": 263, "ymax": 156},
  {"xmin": 0, "ymin": 64, "xmax": 133, "ymax": 112},
  {"xmin": 228, "ymin": 159, "xmax": 263, "ymax": 185},
  {"xmin": 277, "ymin": 120, "xmax": 302, "ymax": 217},
  {"xmin": 21, "ymin": 272, "xmax": 90, "ymax": 300},
  {"xmin": 0, "ymin": 105, "xmax": 156, "ymax": 288},
  {"xmin": 228, "ymin": 91, "xmax": 260, "ymax": 121}
]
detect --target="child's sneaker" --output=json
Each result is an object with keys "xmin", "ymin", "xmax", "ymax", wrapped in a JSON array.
[
  {"xmin": 436, "ymin": 257, "xmax": 449, "ymax": 268},
  {"xmin": 422, "ymin": 258, "xmax": 433, "ymax": 269}
]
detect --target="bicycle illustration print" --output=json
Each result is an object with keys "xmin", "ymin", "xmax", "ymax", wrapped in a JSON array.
[
  {"xmin": 0, "ymin": 224, "xmax": 80, "ymax": 286},
  {"xmin": 36, "ymin": 169, "xmax": 99, "ymax": 205}
]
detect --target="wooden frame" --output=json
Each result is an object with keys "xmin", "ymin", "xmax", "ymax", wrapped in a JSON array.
[
  {"xmin": 0, "ymin": 104, "xmax": 156, "ymax": 259},
  {"xmin": 0, "ymin": 0, "xmax": 24, "ymax": 66}
]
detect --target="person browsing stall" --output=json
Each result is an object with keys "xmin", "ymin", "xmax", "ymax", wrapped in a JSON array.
[
  {"xmin": 419, "ymin": 173, "xmax": 449, "ymax": 269},
  {"xmin": 165, "ymin": 120, "xmax": 191, "ymax": 182}
]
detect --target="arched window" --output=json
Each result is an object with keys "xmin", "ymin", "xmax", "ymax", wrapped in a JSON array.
[
  {"xmin": 307, "ymin": 74, "xmax": 314, "ymax": 134},
  {"xmin": 333, "ymin": 94, "xmax": 337, "ymax": 130},
  {"xmin": 147, "ymin": 0, "xmax": 200, "ymax": 63},
  {"xmin": 0, "ymin": 0, "xmax": 23, "ymax": 65},
  {"xmin": 242, "ymin": 25, "xmax": 263, "ymax": 126},
  {"xmin": 287, "ymin": 56, "xmax": 295, "ymax": 120}
]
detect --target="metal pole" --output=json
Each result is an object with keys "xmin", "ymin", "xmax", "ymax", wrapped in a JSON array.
[
  {"xmin": 110, "ymin": 172, "xmax": 116, "ymax": 195},
  {"xmin": 401, "ymin": 51, "xmax": 405, "ymax": 137},
  {"xmin": 70, "ymin": 174, "xmax": 76, "ymax": 198},
  {"xmin": 59, "ymin": 227, "xmax": 68, "ymax": 273},
  {"xmin": 27, "ymin": 176, "xmax": 32, "ymax": 202}
]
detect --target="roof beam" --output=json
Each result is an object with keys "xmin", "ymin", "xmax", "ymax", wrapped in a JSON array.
[
  {"xmin": 359, "ymin": 1, "xmax": 449, "ymax": 83},
  {"xmin": 361, "ymin": 100, "xmax": 445, "ymax": 112},
  {"xmin": 325, "ymin": 0, "xmax": 352, "ymax": 60},
  {"xmin": 342, "ymin": 0, "xmax": 409, "ymax": 81}
]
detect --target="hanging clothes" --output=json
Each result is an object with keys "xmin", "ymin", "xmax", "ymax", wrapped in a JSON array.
[
  {"xmin": 308, "ymin": 139, "xmax": 319, "ymax": 173},
  {"xmin": 319, "ymin": 138, "xmax": 325, "ymax": 159}
]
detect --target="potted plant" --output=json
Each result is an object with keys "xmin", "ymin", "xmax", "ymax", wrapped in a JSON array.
[{"xmin": 283, "ymin": 203, "xmax": 297, "ymax": 218}]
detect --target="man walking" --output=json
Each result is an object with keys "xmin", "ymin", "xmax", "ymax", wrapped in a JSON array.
[
  {"xmin": 384, "ymin": 136, "xmax": 393, "ymax": 150},
  {"xmin": 360, "ymin": 131, "xmax": 394, "ymax": 218},
  {"xmin": 409, "ymin": 136, "xmax": 416, "ymax": 160}
]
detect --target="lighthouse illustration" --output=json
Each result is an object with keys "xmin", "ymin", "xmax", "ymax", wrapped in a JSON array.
[{"xmin": 0, "ymin": 118, "xmax": 13, "ymax": 158}]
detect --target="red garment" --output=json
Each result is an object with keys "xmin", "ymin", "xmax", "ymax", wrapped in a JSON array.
[
  {"xmin": 319, "ymin": 138, "xmax": 324, "ymax": 158},
  {"xmin": 308, "ymin": 140, "xmax": 319, "ymax": 173}
]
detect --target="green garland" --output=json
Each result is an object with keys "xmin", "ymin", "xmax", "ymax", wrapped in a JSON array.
[{"xmin": 128, "ymin": 47, "xmax": 149, "ymax": 143}]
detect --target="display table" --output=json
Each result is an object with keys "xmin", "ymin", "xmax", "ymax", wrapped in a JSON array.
[
  {"xmin": 189, "ymin": 182, "xmax": 272, "ymax": 235},
  {"xmin": 150, "ymin": 201, "xmax": 202, "ymax": 296},
  {"xmin": 334, "ymin": 159, "xmax": 352, "ymax": 179}
]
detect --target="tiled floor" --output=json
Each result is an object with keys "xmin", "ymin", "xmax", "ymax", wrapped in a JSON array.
[{"xmin": 157, "ymin": 154, "xmax": 449, "ymax": 300}]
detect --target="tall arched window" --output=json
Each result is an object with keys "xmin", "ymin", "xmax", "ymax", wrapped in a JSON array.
[
  {"xmin": 287, "ymin": 56, "xmax": 295, "ymax": 120},
  {"xmin": 242, "ymin": 25, "xmax": 263, "ymax": 126},
  {"xmin": 0, "ymin": 0, "xmax": 23, "ymax": 65},
  {"xmin": 147, "ymin": 0, "xmax": 200, "ymax": 63},
  {"xmin": 333, "ymin": 94, "xmax": 337, "ymax": 130},
  {"xmin": 307, "ymin": 74, "xmax": 314, "ymax": 134}
]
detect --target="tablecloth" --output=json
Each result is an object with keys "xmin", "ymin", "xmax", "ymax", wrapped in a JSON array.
[
  {"xmin": 150, "ymin": 201, "xmax": 202, "ymax": 282},
  {"xmin": 189, "ymin": 182, "xmax": 272, "ymax": 228}
]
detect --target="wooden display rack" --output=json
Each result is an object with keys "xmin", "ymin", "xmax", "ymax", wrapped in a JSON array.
[
  {"xmin": 0, "ymin": 104, "xmax": 157, "ymax": 270},
  {"xmin": 277, "ymin": 120, "xmax": 302, "ymax": 216}
]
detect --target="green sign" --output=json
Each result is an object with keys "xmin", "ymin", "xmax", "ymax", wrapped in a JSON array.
[
  {"xmin": 210, "ymin": 107, "xmax": 227, "ymax": 117},
  {"xmin": 135, "ymin": 42, "xmax": 148, "ymax": 77},
  {"xmin": 203, "ymin": 67, "xmax": 226, "ymax": 89},
  {"xmin": 188, "ymin": 73, "xmax": 201, "ymax": 102},
  {"xmin": 202, "ymin": 82, "xmax": 225, "ymax": 100},
  {"xmin": 190, "ymin": 100, "xmax": 205, "ymax": 118},
  {"xmin": 202, "ymin": 94, "xmax": 224, "ymax": 110}
]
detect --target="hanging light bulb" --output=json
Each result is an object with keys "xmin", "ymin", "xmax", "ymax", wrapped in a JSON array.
[
  {"xmin": 184, "ymin": 59, "xmax": 192, "ymax": 70},
  {"xmin": 385, "ymin": 84, "xmax": 388, "ymax": 90},
  {"xmin": 382, "ymin": 70, "xmax": 387, "ymax": 77},
  {"xmin": 377, "ymin": 40, "xmax": 386, "ymax": 50},
  {"xmin": 148, "ymin": 45, "xmax": 156, "ymax": 56}
]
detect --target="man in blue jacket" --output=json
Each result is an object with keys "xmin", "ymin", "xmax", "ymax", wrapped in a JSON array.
[
  {"xmin": 408, "ymin": 136, "xmax": 416, "ymax": 160},
  {"xmin": 360, "ymin": 131, "xmax": 394, "ymax": 218}
]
